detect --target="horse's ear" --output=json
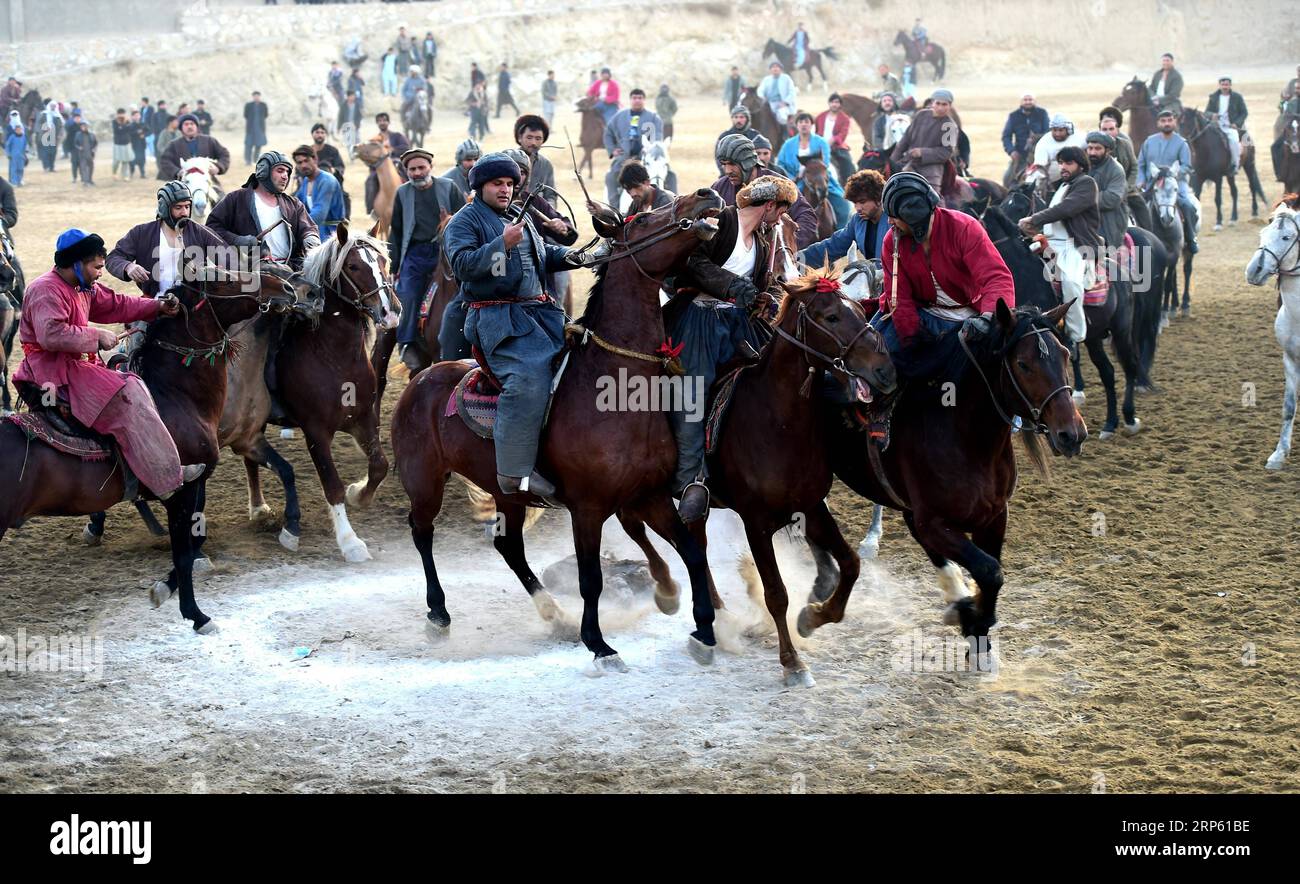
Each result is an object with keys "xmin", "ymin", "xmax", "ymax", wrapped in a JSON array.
[
  {"xmin": 367, "ymin": 221, "xmax": 380, "ymax": 239},
  {"xmin": 995, "ymin": 298, "xmax": 1015, "ymax": 330},
  {"xmin": 1043, "ymin": 299, "xmax": 1073, "ymax": 330},
  {"xmin": 1170, "ymin": 160, "xmax": 1181, "ymax": 177},
  {"xmin": 336, "ymin": 220, "xmax": 349, "ymax": 244},
  {"xmin": 1148, "ymin": 162, "xmax": 1159, "ymax": 180}
]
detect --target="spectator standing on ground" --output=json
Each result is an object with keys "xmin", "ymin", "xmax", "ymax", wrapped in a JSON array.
[{"xmin": 244, "ymin": 91, "xmax": 268, "ymax": 165}]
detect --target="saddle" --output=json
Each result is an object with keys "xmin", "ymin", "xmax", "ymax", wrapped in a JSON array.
[{"xmin": 444, "ymin": 346, "xmax": 571, "ymax": 440}]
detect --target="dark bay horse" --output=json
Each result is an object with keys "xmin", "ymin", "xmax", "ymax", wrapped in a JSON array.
[
  {"xmin": 574, "ymin": 97, "xmax": 605, "ymax": 179},
  {"xmin": 669, "ymin": 272, "xmax": 895, "ymax": 686},
  {"xmin": 1112, "ymin": 78, "xmax": 1157, "ymax": 146},
  {"xmin": 816, "ymin": 300, "xmax": 1084, "ymax": 663},
  {"xmin": 763, "ymin": 39, "xmax": 837, "ymax": 87},
  {"xmin": 1274, "ymin": 115, "xmax": 1300, "ymax": 194},
  {"xmin": 740, "ymin": 87, "xmax": 787, "ymax": 153},
  {"xmin": 838, "ymin": 93, "xmax": 879, "ymax": 149},
  {"xmin": 0, "ymin": 264, "xmax": 297, "ymax": 632},
  {"xmin": 894, "ymin": 31, "xmax": 945, "ymax": 81},
  {"xmin": 390, "ymin": 190, "xmax": 726, "ymax": 671},
  {"xmin": 0, "ymin": 221, "xmax": 24, "ymax": 412},
  {"xmin": 1179, "ymin": 108, "xmax": 1267, "ymax": 226},
  {"xmin": 799, "ymin": 157, "xmax": 838, "ymax": 241}
]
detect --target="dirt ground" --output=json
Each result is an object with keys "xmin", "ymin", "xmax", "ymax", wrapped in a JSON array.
[{"xmin": 1, "ymin": 66, "xmax": 1297, "ymax": 793}]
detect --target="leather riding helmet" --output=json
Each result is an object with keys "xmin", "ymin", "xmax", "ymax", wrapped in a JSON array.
[
  {"xmin": 716, "ymin": 133, "xmax": 759, "ymax": 179},
  {"xmin": 454, "ymin": 138, "xmax": 482, "ymax": 164},
  {"xmin": 157, "ymin": 180, "xmax": 193, "ymax": 228},
  {"xmin": 253, "ymin": 150, "xmax": 293, "ymax": 193}
]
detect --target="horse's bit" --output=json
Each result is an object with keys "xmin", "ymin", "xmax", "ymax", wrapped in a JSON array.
[{"xmin": 959, "ymin": 322, "xmax": 1072, "ymax": 435}]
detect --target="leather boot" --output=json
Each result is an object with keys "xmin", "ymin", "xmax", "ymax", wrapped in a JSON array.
[
  {"xmin": 677, "ymin": 481, "xmax": 710, "ymax": 523},
  {"xmin": 497, "ymin": 471, "xmax": 560, "ymax": 505}
]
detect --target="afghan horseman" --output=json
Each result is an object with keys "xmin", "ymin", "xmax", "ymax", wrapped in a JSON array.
[
  {"xmin": 13, "ymin": 229, "xmax": 206, "ymax": 497},
  {"xmin": 712, "ymin": 134, "xmax": 819, "ymax": 249},
  {"xmin": 889, "ymin": 89, "xmax": 957, "ymax": 190},
  {"xmin": 207, "ymin": 151, "xmax": 321, "ymax": 271},
  {"xmin": 387, "ymin": 147, "xmax": 465, "ymax": 371},
  {"xmin": 157, "ymin": 113, "xmax": 230, "ymax": 182},
  {"xmin": 665, "ymin": 175, "xmax": 797, "ymax": 522},
  {"xmin": 442, "ymin": 153, "xmax": 582, "ymax": 500},
  {"xmin": 441, "ymin": 138, "xmax": 482, "ymax": 201}
]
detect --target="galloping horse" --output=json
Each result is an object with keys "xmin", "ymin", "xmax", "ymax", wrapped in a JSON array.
[
  {"xmin": 798, "ymin": 157, "xmax": 838, "ymax": 241},
  {"xmin": 1245, "ymin": 195, "xmax": 1300, "ymax": 470},
  {"xmin": 390, "ymin": 190, "xmax": 727, "ymax": 670},
  {"xmin": 1112, "ymin": 78, "xmax": 1158, "ymax": 146},
  {"xmin": 1179, "ymin": 108, "xmax": 1267, "ymax": 227},
  {"xmin": 739, "ymin": 87, "xmax": 788, "ymax": 153},
  {"xmin": 403, "ymin": 89, "xmax": 433, "ymax": 148},
  {"xmin": 894, "ymin": 31, "xmax": 946, "ymax": 82},
  {"xmin": 575, "ymin": 97, "xmax": 605, "ymax": 180},
  {"xmin": 822, "ymin": 301, "xmax": 1085, "ymax": 664},
  {"xmin": 763, "ymin": 39, "xmax": 837, "ymax": 87},
  {"xmin": 1146, "ymin": 163, "xmax": 1195, "ymax": 318},
  {"xmin": 0, "ymin": 265, "xmax": 298, "ymax": 633}
]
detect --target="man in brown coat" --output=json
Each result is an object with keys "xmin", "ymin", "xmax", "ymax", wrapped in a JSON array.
[
  {"xmin": 157, "ymin": 114, "xmax": 231, "ymax": 181},
  {"xmin": 107, "ymin": 181, "xmax": 229, "ymax": 297},
  {"xmin": 890, "ymin": 88, "xmax": 957, "ymax": 188},
  {"xmin": 207, "ymin": 150, "xmax": 320, "ymax": 270}
]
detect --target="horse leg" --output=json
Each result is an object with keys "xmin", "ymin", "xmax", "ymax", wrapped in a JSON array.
[
  {"xmin": 408, "ymin": 473, "xmax": 451, "ymax": 632},
  {"xmin": 1085, "ymin": 334, "xmax": 1119, "ymax": 438},
  {"xmin": 858, "ymin": 503, "xmax": 885, "ymax": 558},
  {"xmin": 900, "ymin": 510, "xmax": 971, "ymax": 607},
  {"xmin": 1227, "ymin": 174, "xmax": 1238, "ymax": 224},
  {"xmin": 1071, "ymin": 343, "xmax": 1086, "ymax": 394},
  {"xmin": 492, "ymin": 500, "xmax": 564, "ymax": 625},
  {"xmin": 343, "ymin": 412, "xmax": 389, "ymax": 510},
  {"xmin": 571, "ymin": 507, "xmax": 623, "ymax": 670},
  {"xmin": 244, "ymin": 455, "xmax": 269, "ymax": 520},
  {"xmin": 370, "ymin": 327, "xmax": 397, "ymax": 422},
  {"xmin": 162, "ymin": 481, "xmax": 212, "ymax": 633},
  {"xmin": 1182, "ymin": 253, "xmax": 1194, "ymax": 314},
  {"xmin": 615, "ymin": 510, "xmax": 681, "ymax": 615},
  {"xmin": 303, "ymin": 426, "xmax": 371, "ymax": 562},
  {"xmin": 905, "ymin": 509, "xmax": 1002, "ymax": 662},
  {"xmin": 134, "ymin": 500, "xmax": 166, "ymax": 536},
  {"xmin": 83, "ymin": 510, "xmax": 107, "ymax": 546},
  {"xmin": 1266, "ymin": 353, "xmax": 1297, "ymax": 470},
  {"xmin": 743, "ymin": 518, "xmax": 812, "ymax": 687},
  {"xmin": 624, "ymin": 495, "xmax": 718, "ymax": 660},
  {"xmin": 249, "ymin": 438, "xmax": 302, "ymax": 550},
  {"xmin": 1213, "ymin": 178, "xmax": 1223, "ymax": 230},
  {"xmin": 796, "ymin": 501, "xmax": 862, "ymax": 637},
  {"xmin": 806, "ymin": 537, "xmax": 839, "ymax": 603}
]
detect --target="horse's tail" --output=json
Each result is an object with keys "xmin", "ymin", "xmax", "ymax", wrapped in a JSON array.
[
  {"xmin": 1244, "ymin": 152, "xmax": 1267, "ymax": 201},
  {"xmin": 821, "ymin": 47, "xmax": 838, "ymax": 60},
  {"xmin": 460, "ymin": 474, "xmax": 544, "ymax": 531},
  {"xmin": 936, "ymin": 48, "xmax": 946, "ymax": 79},
  {"xmin": 1111, "ymin": 283, "xmax": 1144, "ymax": 385},
  {"xmin": 1128, "ymin": 229, "xmax": 1165, "ymax": 383}
]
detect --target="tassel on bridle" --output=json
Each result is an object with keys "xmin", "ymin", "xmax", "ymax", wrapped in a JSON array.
[{"xmin": 798, "ymin": 364, "xmax": 816, "ymax": 398}]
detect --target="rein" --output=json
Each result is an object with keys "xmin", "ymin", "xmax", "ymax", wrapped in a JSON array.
[
  {"xmin": 958, "ymin": 323, "xmax": 1072, "ymax": 435},
  {"xmin": 330, "ymin": 240, "xmax": 394, "ymax": 324},
  {"xmin": 1257, "ymin": 212, "xmax": 1300, "ymax": 284},
  {"xmin": 151, "ymin": 270, "xmax": 294, "ymax": 367},
  {"xmin": 773, "ymin": 294, "xmax": 878, "ymax": 383}
]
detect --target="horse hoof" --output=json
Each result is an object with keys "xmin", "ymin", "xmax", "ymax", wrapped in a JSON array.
[
  {"xmin": 783, "ymin": 667, "xmax": 816, "ymax": 688},
  {"xmin": 654, "ymin": 588, "xmax": 680, "ymax": 616},
  {"xmin": 1265, "ymin": 454, "xmax": 1286, "ymax": 471},
  {"xmin": 531, "ymin": 590, "xmax": 560, "ymax": 623},
  {"xmin": 192, "ymin": 555, "xmax": 213, "ymax": 574},
  {"xmin": 1121, "ymin": 419, "xmax": 1142, "ymax": 437},
  {"xmin": 249, "ymin": 503, "xmax": 274, "ymax": 523},
  {"xmin": 149, "ymin": 581, "xmax": 173, "ymax": 608},
  {"xmin": 82, "ymin": 525, "xmax": 102, "ymax": 546},
  {"xmin": 424, "ymin": 619, "xmax": 450, "ymax": 643},
  {"xmin": 194, "ymin": 619, "xmax": 219, "ymax": 635},
  {"xmin": 589, "ymin": 653, "xmax": 628, "ymax": 676},
  {"xmin": 1213, "ymin": 223, "xmax": 1223, "ymax": 231},
  {"xmin": 1181, "ymin": 307, "xmax": 1191, "ymax": 319},
  {"xmin": 687, "ymin": 635, "xmax": 715, "ymax": 666},
  {"xmin": 1071, "ymin": 390, "xmax": 1086, "ymax": 407},
  {"xmin": 796, "ymin": 604, "xmax": 820, "ymax": 638},
  {"xmin": 279, "ymin": 528, "xmax": 300, "ymax": 551},
  {"xmin": 341, "ymin": 538, "xmax": 372, "ymax": 563},
  {"xmin": 858, "ymin": 537, "xmax": 880, "ymax": 560},
  {"xmin": 1098, "ymin": 429, "xmax": 1116, "ymax": 442}
]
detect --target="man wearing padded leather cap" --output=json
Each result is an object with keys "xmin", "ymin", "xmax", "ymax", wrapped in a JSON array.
[
  {"xmin": 441, "ymin": 152, "xmax": 583, "ymax": 502},
  {"xmin": 441, "ymin": 138, "xmax": 481, "ymax": 199},
  {"xmin": 207, "ymin": 150, "xmax": 320, "ymax": 271},
  {"xmin": 872, "ymin": 171, "xmax": 1014, "ymax": 376},
  {"xmin": 711, "ymin": 133, "xmax": 819, "ymax": 249}
]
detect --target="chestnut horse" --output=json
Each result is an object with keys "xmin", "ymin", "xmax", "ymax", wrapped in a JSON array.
[
  {"xmin": 814, "ymin": 301, "xmax": 1085, "ymax": 666},
  {"xmin": 390, "ymin": 190, "xmax": 727, "ymax": 670},
  {"xmin": 0, "ymin": 265, "xmax": 298, "ymax": 632},
  {"xmin": 574, "ymin": 97, "xmax": 605, "ymax": 180},
  {"xmin": 740, "ymin": 87, "xmax": 788, "ymax": 153},
  {"xmin": 894, "ymin": 31, "xmax": 946, "ymax": 81},
  {"xmin": 798, "ymin": 157, "xmax": 838, "ymax": 241}
]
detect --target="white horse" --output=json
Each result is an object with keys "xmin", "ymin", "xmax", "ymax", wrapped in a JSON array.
[
  {"xmin": 1246, "ymin": 199, "xmax": 1300, "ymax": 470},
  {"xmin": 881, "ymin": 112, "xmax": 911, "ymax": 151},
  {"xmin": 180, "ymin": 157, "xmax": 221, "ymax": 220},
  {"xmin": 617, "ymin": 136, "xmax": 674, "ymax": 215}
]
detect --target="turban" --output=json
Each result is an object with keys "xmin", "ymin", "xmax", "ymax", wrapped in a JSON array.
[
  {"xmin": 53, "ymin": 229, "xmax": 107, "ymax": 268},
  {"xmin": 1050, "ymin": 113, "xmax": 1072, "ymax": 129},
  {"xmin": 1085, "ymin": 131, "xmax": 1114, "ymax": 150},
  {"xmin": 881, "ymin": 172, "xmax": 940, "ymax": 246},
  {"xmin": 930, "ymin": 88, "xmax": 954, "ymax": 103},
  {"xmin": 468, "ymin": 152, "xmax": 522, "ymax": 190}
]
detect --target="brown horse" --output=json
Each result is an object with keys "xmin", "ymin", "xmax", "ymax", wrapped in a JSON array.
[
  {"xmin": 667, "ymin": 272, "xmax": 895, "ymax": 685},
  {"xmin": 811, "ymin": 301, "xmax": 1086, "ymax": 666},
  {"xmin": 1112, "ymin": 78, "xmax": 1158, "ymax": 146},
  {"xmin": 354, "ymin": 140, "xmax": 402, "ymax": 239},
  {"xmin": 763, "ymin": 39, "xmax": 838, "ymax": 87},
  {"xmin": 1274, "ymin": 115, "xmax": 1300, "ymax": 194},
  {"xmin": 799, "ymin": 157, "xmax": 838, "ymax": 241},
  {"xmin": 894, "ymin": 31, "xmax": 946, "ymax": 81},
  {"xmin": 739, "ymin": 87, "xmax": 787, "ymax": 153},
  {"xmin": 574, "ymin": 97, "xmax": 605, "ymax": 180},
  {"xmin": 838, "ymin": 93, "xmax": 880, "ymax": 149},
  {"xmin": 0, "ymin": 263, "xmax": 298, "ymax": 632},
  {"xmin": 390, "ymin": 189, "xmax": 726, "ymax": 670}
]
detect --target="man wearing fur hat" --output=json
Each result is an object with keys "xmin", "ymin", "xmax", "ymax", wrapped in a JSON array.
[
  {"xmin": 712, "ymin": 133, "xmax": 819, "ymax": 249},
  {"xmin": 157, "ymin": 113, "xmax": 230, "ymax": 182},
  {"xmin": 662, "ymin": 175, "xmax": 796, "ymax": 521},
  {"xmin": 207, "ymin": 150, "xmax": 320, "ymax": 270},
  {"xmin": 441, "ymin": 152, "xmax": 582, "ymax": 501},
  {"xmin": 13, "ymin": 228, "xmax": 206, "ymax": 499},
  {"xmin": 389, "ymin": 147, "xmax": 466, "ymax": 371}
]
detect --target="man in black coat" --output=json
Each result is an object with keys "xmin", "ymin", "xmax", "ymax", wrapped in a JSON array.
[{"xmin": 1205, "ymin": 76, "xmax": 1248, "ymax": 172}]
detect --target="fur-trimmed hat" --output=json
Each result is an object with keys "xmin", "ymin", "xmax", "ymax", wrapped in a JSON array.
[
  {"xmin": 736, "ymin": 175, "xmax": 798, "ymax": 208},
  {"xmin": 514, "ymin": 113, "xmax": 549, "ymax": 144},
  {"xmin": 468, "ymin": 152, "xmax": 522, "ymax": 190},
  {"xmin": 53, "ymin": 229, "xmax": 107, "ymax": 268}
]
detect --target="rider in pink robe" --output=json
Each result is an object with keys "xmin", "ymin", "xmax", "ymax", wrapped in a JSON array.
[{"xmin": 13, "ymin": 230, "xmax": 188, "ymax": 497}]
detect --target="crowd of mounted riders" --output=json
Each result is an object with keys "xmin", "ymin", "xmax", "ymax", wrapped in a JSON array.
[{"xmin": 0, "ymin": 36, "xmax": 1297, "ymax": 675}]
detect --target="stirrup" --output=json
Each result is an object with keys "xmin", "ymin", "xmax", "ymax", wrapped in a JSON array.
[{"xmin": 677, "ymin": 481, "xmax": 710, "ymax": 524}]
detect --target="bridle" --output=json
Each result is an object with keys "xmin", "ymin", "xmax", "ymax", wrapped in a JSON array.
[
  {"xmin": 150, "ymin": 267, "xmax": 296, "ymax": 366},
  {"xmin": 1255, "ymin": 211, "xmax": 1300, "ymax": 282},
  {"xmin": 959, "ymin": 320, "xmax": 1072, "ymax": 435},
  {"xmin": 570, "ymin": 198, "xmax": 709, "ymax": 283},
  {"xmin": 330, "ymin": 240, "xmax": 394, "ymax": 325},
  {"xmin": 773, "ymin": 288, "xmax": 883, "ymax": 380}
]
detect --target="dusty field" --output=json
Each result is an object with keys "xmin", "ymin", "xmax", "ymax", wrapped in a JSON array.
[{"xmin": 1, "ymin": 67, "xmax": 1298, "ymax": 793}]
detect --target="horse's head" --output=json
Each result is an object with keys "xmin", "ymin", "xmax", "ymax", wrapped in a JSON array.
[
  {"xmin": 575, "ymin": 96, "xmax": 595, "ymax": 113},
  {"xmin": 776, "ymin": 271, "xmax": 896, "ymax": 398},
  {"xmin": 982, "ymin": 299, "xmax": 1086, "ymax": 457},
  {"xmin": 799, "ymin": 157, "xmax": 830, "ymax": 202},
  {"xmin": 999, "ymin": 183, "xmax": 1037, "ymax": 223},
  {"xmin": 884, "ymin": 113, "xmax": 911, "ymax": 149},
  {"xmin": 1114, "ymin": 77, "xmax": 1147, "ymax": 110},
  {"xmin": 1148, "ymin": 163, "xmax": 1181, "ymax": 225},
  {"xmin": 597, "ymin": 188, "xmax": 723, "ymax": 277},
  {"xmin": 1285, "ymin": 117, "xmax": 1300, "ymax": 152},
  {"xmin": 1246, "ymin": 198, "xmax": 1300, "ymax": 286},
  {"xmin": 169, "ymin": 256, "xmax": 298, "ymax": 335},
  {"xmin": 304, "ymin": 222, "xmax": 398, "ymax": 329}
]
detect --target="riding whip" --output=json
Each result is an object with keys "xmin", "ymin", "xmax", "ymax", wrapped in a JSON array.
[{"xmin": 563, "ymin": 127, "xmax": 596, "ymax": 206}]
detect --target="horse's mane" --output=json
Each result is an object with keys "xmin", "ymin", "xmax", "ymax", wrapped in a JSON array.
[
  {"xmin": 578, "ymin": 261, "xmax": 609, "ymax": 328},
  {"xmin": 773, "ymin": 268, "xmax": 842, "ymax": 326},
  {"xmin": 1272, "ymin": 193, "xmax": 1300, "ymax": 213},
  {"xmin": 301, "ymin": 230, "xmax": 391, "ymax": 287}
]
